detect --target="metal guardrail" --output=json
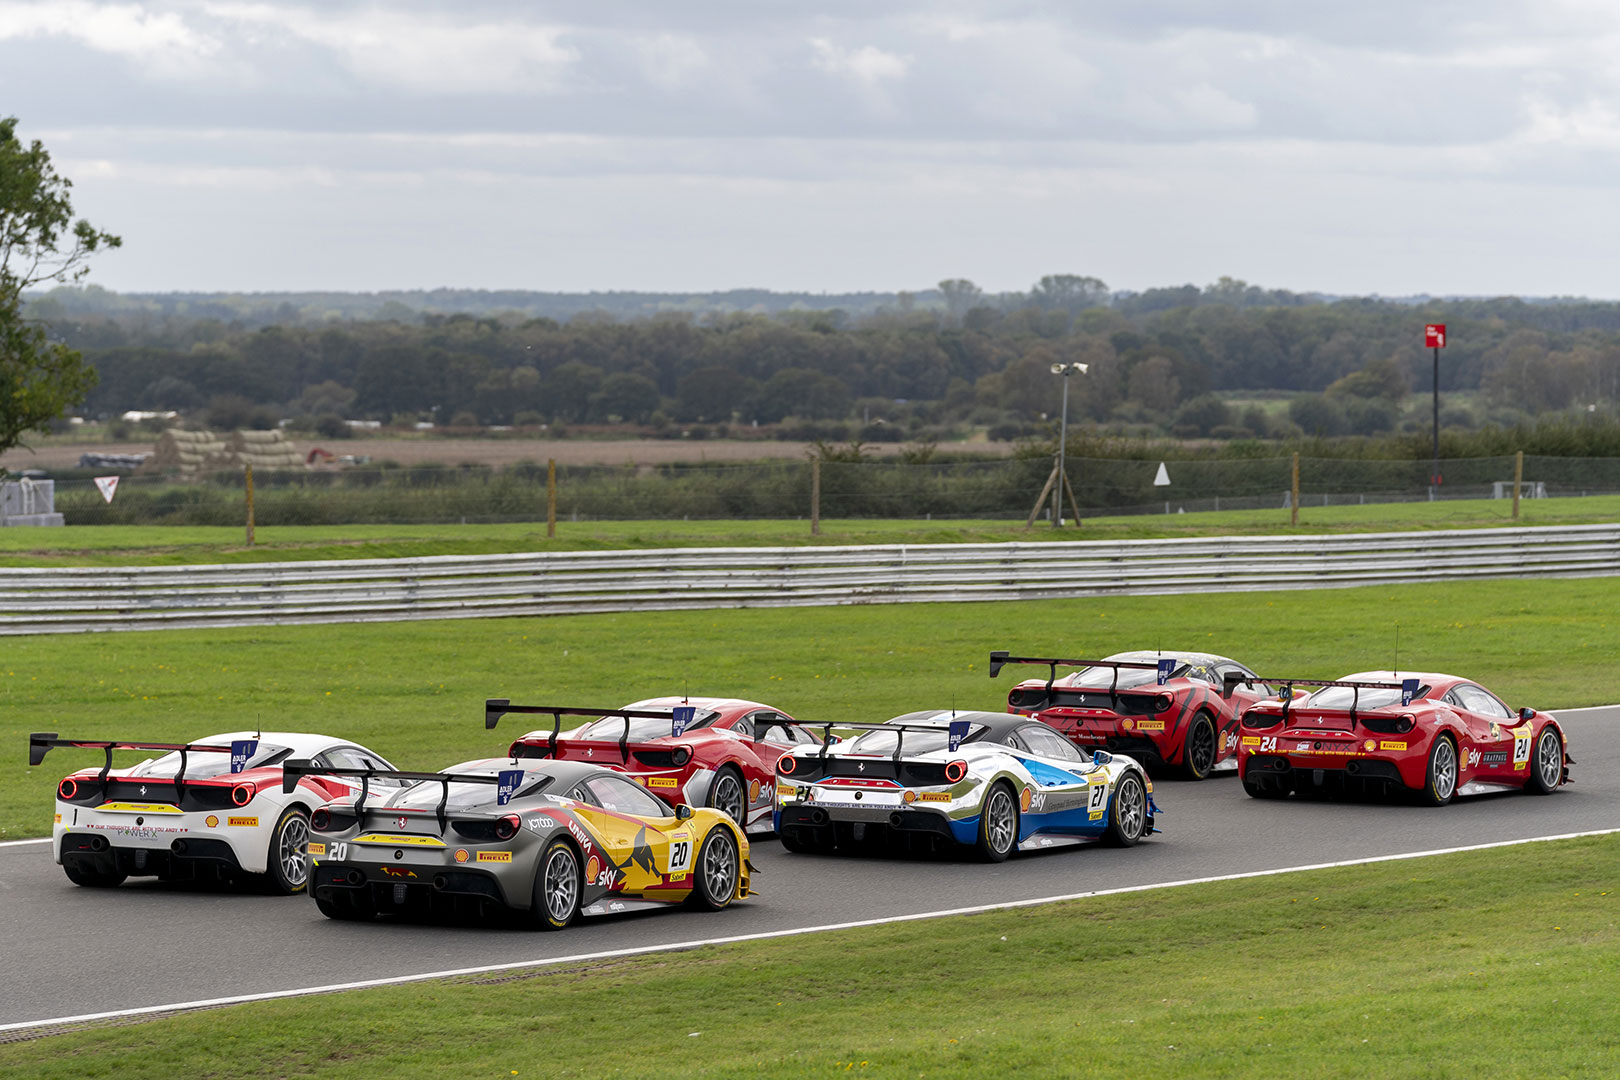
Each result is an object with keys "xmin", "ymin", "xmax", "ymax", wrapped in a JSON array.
[{"xmin": 2, "ymin": 524, "xmax": 1617, "ymax": 635}]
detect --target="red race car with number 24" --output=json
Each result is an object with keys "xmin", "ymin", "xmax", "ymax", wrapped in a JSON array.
[
  {"xmin": 993, "ymin": 650, "xmax": 1274, "ymax": 779},
  {"xmin": 1228, "ymin": 670, "xmax": 1572, "ymax": 805}
]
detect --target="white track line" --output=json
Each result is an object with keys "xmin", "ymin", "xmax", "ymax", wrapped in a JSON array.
[
  {"xmin": 3, "ymin": 826, "xmax": 1617, "ymax": 1034},
  {"xmin": 1550, "ymin": 704, "xmax": 1620, "ymax": 714},
  {"xmin": 0, "ymin": 838, "xmax": 51, "ymax": 848}
]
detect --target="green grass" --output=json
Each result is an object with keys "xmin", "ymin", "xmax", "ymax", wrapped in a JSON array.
[
  {"xmin": 4, "ymin": 576, "xmax": 1616, "ymax": 841},
  {"xmin": 3, "ymin": 834, "xmax": 1615, "ymax": 1079},
  {"xmin": 2, "ymin": 494, "xmax": 1619, "ymax": 566}
]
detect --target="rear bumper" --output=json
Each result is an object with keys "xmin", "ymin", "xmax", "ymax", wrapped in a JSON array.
[
  {"xmin": 1240, "ymin": 750, "xmax": 1422, "ymax": 789},
  {"xmin": 776, "ymin": 802, "xmax": 968, "ymax": 843},
  {"xmin": 313, "ymin": 860, "xmax": 514, "ymax": 911},
  {"xmin": 58, "ymin": 830, "xmax": 247, "ymax": 879}
]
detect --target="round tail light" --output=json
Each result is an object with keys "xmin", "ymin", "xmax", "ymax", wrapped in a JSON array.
[
  {"xmin": 493, "ymin": 814, "xmax": 520, "ymax": 841},
  {"xmin": 1397, "ymin": 715, "xmax": 1415, "ymax": 734},
  {"xmin": 777, "ymin": 754, "xmax": 798, "ymax": 775},
  {"xmin": 231, "ymin": 783, "xmax": 255, "ymax": 806},
  {"xmin": 58, "ymin": 778, "xmax": 78, "ymax": 801},
  {"xmin": 310, "ymin": 807, "xmax": 331, "ymax": 831},
  {"xmin": 672, "ymin": 746, "xmax": 692, "ymax": 766},
  {"xmin": 943, "ymin": 760, "xmax": 968, "ymax": 784},
  {"xmin": 1155, "ymin": 694, "xmax": 1174, "ymax": 713}
]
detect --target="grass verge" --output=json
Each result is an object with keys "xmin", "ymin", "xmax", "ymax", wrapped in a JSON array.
[
  {"xmin": 2, "ymin": 834, "xmax": 1615, "ymax": 1079},
  {"xmin": 3, "ymin": 576, "xmax": 1615, "ymax": 840},
  {"xmin": 1, "ymin": 494, "xmax": 1618, "ymax": 566}
]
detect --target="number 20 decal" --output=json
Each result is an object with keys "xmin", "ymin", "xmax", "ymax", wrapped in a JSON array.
[
  {"xmin": 668, "ymin": 839, "xmax": 692, "ymax": 874},
  {"xmin": 329, "ymin": 841, "xmax": 348, "ymax": 861}
]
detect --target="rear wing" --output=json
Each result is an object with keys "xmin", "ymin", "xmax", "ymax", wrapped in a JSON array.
[
  {"xmin": 1221, "ymin": 675, "xmax": 1418, "ymax": 724},
  {"xmin": 281, "ymin": 760, "xmax": 521, "ymax": 833},
  {"xmin": 29, "ymin": 732, "xmax": 239, "ymax": 802},
  {"xmin": 988, "ymin": 652, "xmax": 1175, "ymax": 708},
  {"xmin": 799, "ymin": 718, "xmax": 987, "ymax": 767},
  {"xmin": 484, "ymin": 700, "xmax": 716, "ymax": 763}
]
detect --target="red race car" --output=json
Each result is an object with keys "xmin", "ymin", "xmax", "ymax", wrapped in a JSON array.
[
  {"xmin": 484, "ymin": 696, "xmax": 819, "ymax": 831},
  {"xmin": 1227, "ymin": 670, "xmax": 1572, "ymax": 805},
  {"xmin": 991, "ymin": 650, "xmax": 1273, "ymax": 779}
]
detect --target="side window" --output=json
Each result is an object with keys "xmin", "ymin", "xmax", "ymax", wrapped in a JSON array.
[
  {"xmin": 1185, "ymin": 664, "xmax": 1218, "ymax": 685},
  {"xmin": 566, "ymin": 784, "xmax": 597, "ymax": 807},
  {"xmin": 1021, "ymin": 725, "xmax": 1081, "ymax": 761},
  {"xmin": 1001, "ymin": 730, "xmax": 1029, "ymax": 752},
  {"xmin": 1219, "ymin": 664, "xmax": 1269, "ymax": 697},
  {"xmin": 583, "ymin": 775, "xmax": 669, "ymax": 818},
  {"xmin": 1457, "ymin": 685, "xmax": 1512, "ymax": 719}
]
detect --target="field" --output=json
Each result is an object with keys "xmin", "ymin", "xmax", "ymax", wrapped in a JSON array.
[
  {"xmin": 3, "ymin": 493, "xmax": 1619, "ymax": 566},
  {"xmin": 4, "ymin": 574, "xmax": 1617, "ymax": 841},
  {"xmin": 1, "ymin": 834, "xmax": 1614, "ymax": 1078}
]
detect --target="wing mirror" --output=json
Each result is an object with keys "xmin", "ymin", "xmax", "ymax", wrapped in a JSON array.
[
  {"xmin": 1519, "ymin": 707, "xmax": 1535, "ymax": 721},
  {"xmin": 675, "ymin": 804, "xmax": 694, "ymax": 821},
  {"xmin": 1090, "ymin": 750, "xmax": 1113, "ymax": 766}
]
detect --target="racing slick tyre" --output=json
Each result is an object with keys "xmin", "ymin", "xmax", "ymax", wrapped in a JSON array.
[
  {"xmin": 706, "ymin": 765, "xmax": 746, "ymax": 826},
  {"xmin": 63, "ymin": 862, "xmax": 126, "ymax": 888},
  {"xmin": 1416, "ymin": 735, "xmax": 1458, "ymax": 807},
  {"xmin": 687, "ymin": 828, "xmax": 741, "ymax": 911},
  {"xmin": 1103, "ymin": 771, "xmax": 1149, "ymax": 847},
  {"xmin": 1177, "ymin": 711, "xmax": 1217, "ymax": 781},
  {"xmin": 533, "ymin": 837, "xmax": 582, "ymax": 931},
  {"xmin": 974, "ymin": 781, "xmax": 1019, "ymax": 863},
  {"xmin": 1527, "ymin": 727, "xmax": 1564, "ymax": 795},
  {"xmin": 315, "ymin": 891, "xmax": 377, "ymax": 921},
  {"xmin": 263, "ymin": 806, "xmax": 312, "ymax": 895}
]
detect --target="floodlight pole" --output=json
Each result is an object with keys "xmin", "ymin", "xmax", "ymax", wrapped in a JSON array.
[{"xmin": 1053, "ymin": 373, "xmax": 1070, "ymax": 529}]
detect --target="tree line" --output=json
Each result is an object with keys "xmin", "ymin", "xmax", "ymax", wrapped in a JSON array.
[{"xmin": 29, "ymin": 275, "xmax": 1620, "ymax": 440}]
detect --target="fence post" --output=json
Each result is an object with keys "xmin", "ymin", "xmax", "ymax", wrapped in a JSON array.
[
  {"xmin": 811, "ymin": 458, "xmax": 821, "ymax": 536},
  {"xmin": 547, "ymin": 458, "xmax": 557, "ymax": 539},
  {"xmin": 1290, "ymin": 453, "xmax": 1299, "ymax": 526},
  {"xmin": 1512, "ymin": 450, "xmax": 1523, "ymax": 521},
  {"xmin": 244, "ymin": 464, "xmax": 255, "ymax": 546}
]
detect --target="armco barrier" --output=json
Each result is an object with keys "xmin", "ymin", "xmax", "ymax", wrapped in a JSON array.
[{"xmin": 1, "ymin": 524, "xmax": 1617, "ymax": 635}]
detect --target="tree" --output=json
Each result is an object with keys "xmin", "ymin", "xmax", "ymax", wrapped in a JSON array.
[{"xmin": 1, "ymin": 117, "xmax": 120, "ymax": 470}]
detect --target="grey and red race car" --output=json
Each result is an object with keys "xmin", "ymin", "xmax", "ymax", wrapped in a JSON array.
[
  {"xmin": 486, "ymin": 697, "xmax": 820, "ymax": 831},
  {"xmin": 992, "ymin": 650, "xmax": 1273, "ymax": 779},
  {"xmin": 1227, "ymin": 670, "xmax": 1572, "ymax": 805}
]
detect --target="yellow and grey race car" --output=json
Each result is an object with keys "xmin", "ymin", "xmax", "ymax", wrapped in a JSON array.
[{"xmin": 283, "ymin": 757, "xmax": 752, "ymax": 929}]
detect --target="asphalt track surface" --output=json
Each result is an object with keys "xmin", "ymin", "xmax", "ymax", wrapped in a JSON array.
[{"xmin": 3, "ymin": 706, "xmax": 1615, "ymax": 1029}]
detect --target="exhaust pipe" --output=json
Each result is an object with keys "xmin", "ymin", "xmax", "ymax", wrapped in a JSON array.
[
  {"xmin": 809, "ymin": 809, "xmax": 828, "ymax": 826},
  {"xmin": 171, "ymin": 839, "xmax": 188, "ymax": 855},
  {"xmin": 433, "ymin": 875, "xmax": 449, "ymax": 891},
  {"xmin": 346, "ymin": 870, "xmax": 365, "ymax": 886},
  {"xmin": 89, "ymin": 836, "xmax": 108, "ymax": 852},
  {"xmin": 888, "ymin": 812, "xmax": 905, "ymax": 827}
]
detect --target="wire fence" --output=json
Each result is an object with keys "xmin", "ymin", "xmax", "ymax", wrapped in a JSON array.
[{"xmin": 16, "ymin": 454, "xmax": 1620, "ymax": 527}]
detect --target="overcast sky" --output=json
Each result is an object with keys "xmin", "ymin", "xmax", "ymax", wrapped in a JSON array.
[{"xmin": 5, "ymin": 1, "xmax": 1620, "ymax": 297}]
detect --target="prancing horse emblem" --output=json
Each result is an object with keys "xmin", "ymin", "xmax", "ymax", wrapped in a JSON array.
[
  {"xmin": 857, "ymin": 762, "xmax": 865, "ymax": 773},
  {"xmin": 139, "ymin": 785, "xmax": 148, "ymax": 796}
]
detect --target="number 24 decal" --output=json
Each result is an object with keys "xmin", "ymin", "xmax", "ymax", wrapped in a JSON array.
[{"xmin": 1259, "ymin": 737, "xmax": 1278, "ymax": 753}]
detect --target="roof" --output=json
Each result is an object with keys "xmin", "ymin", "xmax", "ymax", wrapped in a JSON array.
[
  {"xmin": 200, "ymin": 731, "xmax": 340, "ymax": 756},
  {"xmin": 1104, "ymin": 650, "xmax": 1241, "ymax": 667},
  {"xmin": 884, "ymin": 709, "xmax": 1028, "ymax": 741},
  {"xmin": 1321, "ymin": 671, "xmax": 1465, "ymax": 693}
]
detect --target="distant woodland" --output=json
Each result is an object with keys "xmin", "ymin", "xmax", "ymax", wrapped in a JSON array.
[{"xmin": 25, "ymin": 276, "xmax": 1620, "ymax": 443}]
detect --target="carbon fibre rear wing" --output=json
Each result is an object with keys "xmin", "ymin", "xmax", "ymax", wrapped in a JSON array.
[
  {"xmin": 28, "ymin": 732, "xmax": 236, "ymax": 803},
  {"xmin": 484, "ymin": 700, "xmax": 716, "ymax": 763},
  {"xmin": 1220, "ymin": 674, "xmax": 1418, "ymax": 725},
  {"xmin": 281, "ymin": 760, "xmax": 519, "ymax": 833},
  {"xmin": 801, "ymin": 718, "xmax": 985, "ymax": 769},
  {"xmin": 988, "ymin": 651, "xmax": 1173, "ymax": 710}
]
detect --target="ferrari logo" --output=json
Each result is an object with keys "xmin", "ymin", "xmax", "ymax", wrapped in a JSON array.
[
  {"xmin": 139, "ymin": 786, "xmax": 147, "ymax": 796},
  {"xmin": 586, "ymin": 748, "xmax": 594, "ymax": 758},
  {"xmin": 857, "ymin": 763, "xmax": 865, "ymax": 773},
  {"xmin": 395, "ymin": 817, "xmax": 408, "ymax": 829}
]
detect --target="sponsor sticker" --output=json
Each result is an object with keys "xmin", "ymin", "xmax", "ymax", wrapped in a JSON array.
[
  {"xmin": 1122, "ymin": 719, "xmax": 1136, "ymax": 731},
  {"xmin": 648, "ymin": 777, "xmax": 678, "ymax": 789},
  {"xmin": 205, "ymin": 815, "xmax": 219, "ymax": 828},
  {"xmin": 228, "ymin": 816, "xmax": 258, "ymax": 827},
  {"xmin": 53, "ymin": 813, "xmax": 61, "ymax": 824},
  {"xmin": 1400, "ymin": 678, "xmax": 1419, "ymax": 707},
  {"xmin": 1241, "ymin": 737, "xmax": 1261, "ymax": 747},
  {"xmin": 1363, "ymin": 740, "xmax": 1376, "ymax": 752},
  {"xmin": 1379, "ymin": 741, "xmax": 1408, "ymax": 751},
  {"xmin": 672, "ymin": 705, "xmax": 696, "ymax": 738},
  {"xmin": 308, "ymin": 842, "xmax": 326, "ymax": 856},
  {"xmin": 527, "ymin": 815, "xmax": 556, "ymax": 832},
  {"xmin": 476, "ymin": 851, "xmax": 513, "ymax": 864},
  {"xmin": 585, "ymin": 854, "xmax": 601, "ymax": 881},
  {"xmin": 354, "ymin": 833, "xmax": 446, "ymax": 847},
  {"xmin": 1156, "ymin": 658, "xmax": 1175, "ymax": 685},
  {"xmin": 1019, "ymin": 787, "xmax": 1033, "ymax": 812},
  {"xmin": 947, "ymin": 719, "xmax": 970, "ymax": 752},
  {"xmin": 381, "ymin": 866, "xmax": 418, "ymax": 878},
  {"xmin": 229, "ymin": 739, "xmax": 259, "ymax": 774},
  {"xmin": 94, "ymin": 802, "xmax": 182, "ymax": 814},
  {"xmin": 454, "ymin": 848, "xmax": 470, "ymax": 863},
  {"xmin": 918, "ymin": 792, "xmax": 951, "ymax": 803},
  {"xmin": 1135, "ymin": 721, "xmax": 1165, "ymax": 732},
  {"xmin": 1482, "ymin": 751, "xmax": 1508, "ymax": 767},
  {"xmin": 496, "ymin": 769, "xmax": 523, "ymax": 806}
]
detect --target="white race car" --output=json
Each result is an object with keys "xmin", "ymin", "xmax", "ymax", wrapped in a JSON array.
[
  {"xmin": 773, "ymin": 710, "xmax": 1160, "ymax": 860},
  {"xmin": 33, "ymin": 730, "xmax": 397, "ymax": 894}
]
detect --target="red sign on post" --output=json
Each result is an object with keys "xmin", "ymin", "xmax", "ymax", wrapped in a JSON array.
[{"xmin": 1425, "ymin": 324, "xmax": 1447, "ymax": 348}]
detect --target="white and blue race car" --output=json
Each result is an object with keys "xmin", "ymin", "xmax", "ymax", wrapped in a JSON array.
[{"xmin": 772, "ymin": 710, "xmax": 1158, "ymax": 860}]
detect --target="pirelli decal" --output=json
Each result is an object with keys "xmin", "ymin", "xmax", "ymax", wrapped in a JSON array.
[
  {"xmin": 353, "ymin": 833, "xmax": 447, "ymax": 848},
  {"xmin": 307, "ymin": 842, "xmax": 327, "ymax": 856},
  {"xmin": 476, "ymin": 851, "xmax": 513, "ymax": 863},
  {"xmin": 647, "ymin": 777, "xmax": 679, "ymax": 789},
  {"xmin": 227, "ymin": 816, "xmax": 259, "ymax": 827},
  {"xmin": 1134, "ymin": 721, "xmax": 1166, "ymax": 732}
]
